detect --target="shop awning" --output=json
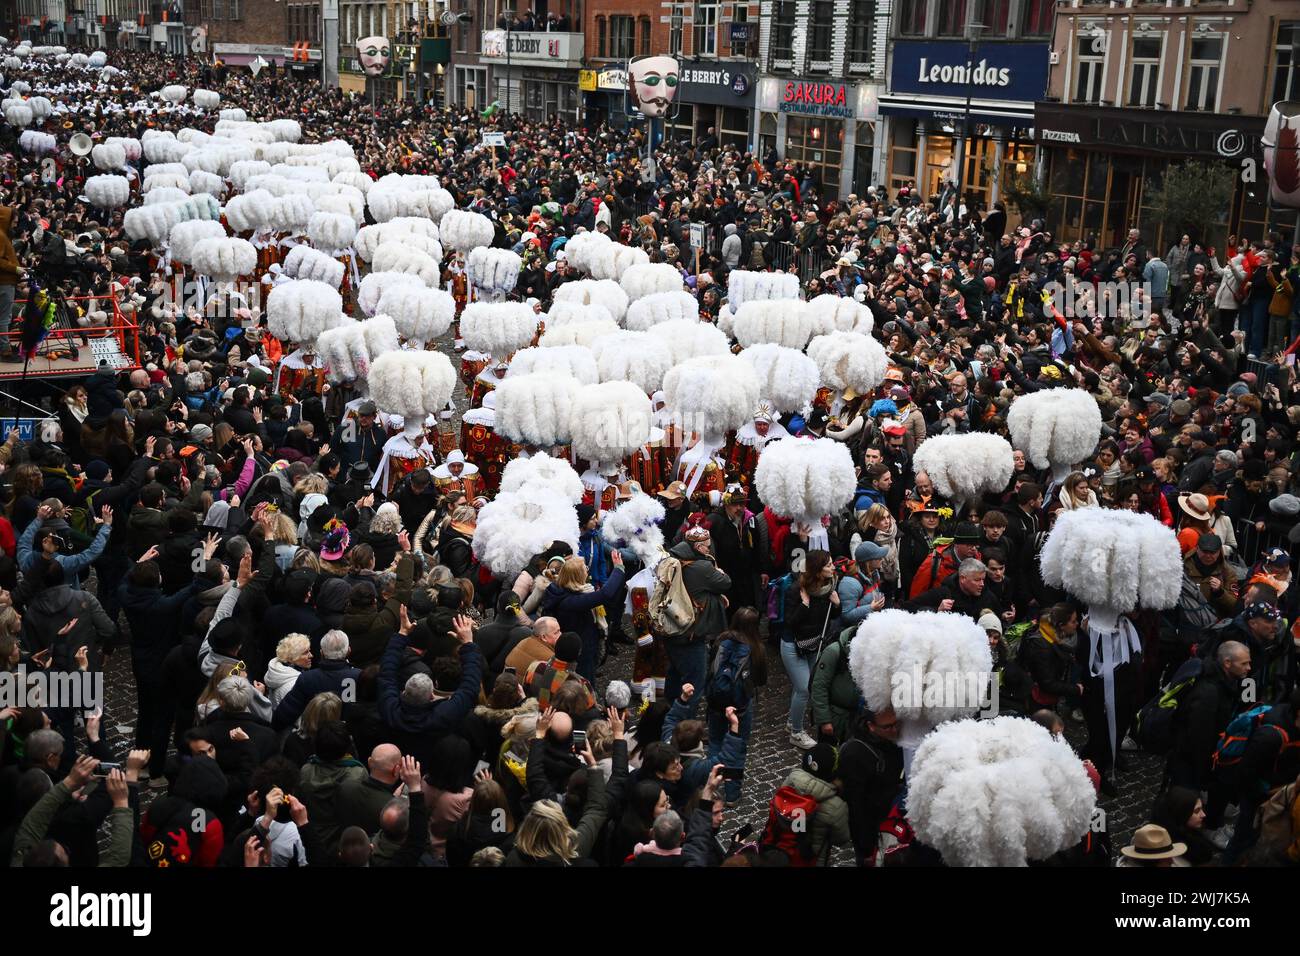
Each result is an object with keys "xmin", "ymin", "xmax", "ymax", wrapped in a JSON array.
[{"xmin": 878, "ymin": 94, "xmax": 1033, "ymax": 128}]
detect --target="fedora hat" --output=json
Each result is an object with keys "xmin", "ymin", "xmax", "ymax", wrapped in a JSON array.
[
  {"xmin": 1177, "ymin": 492, "xmax": 1213, "ymax": 522},
  {"xmin": 1120, "ymin": 824, "xmax": 1186, "ymax": 862}
]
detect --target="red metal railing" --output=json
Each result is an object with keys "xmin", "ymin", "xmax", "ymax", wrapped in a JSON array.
[{"xmin": 5, "ymin": 296, "xmax": 141, "ymax": 371}]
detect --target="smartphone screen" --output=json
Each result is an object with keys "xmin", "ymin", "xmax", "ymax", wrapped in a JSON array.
[
  {"xmin": 721, "ymin": 766, "xmax": 745, "ymax": 781},
  {"xmin": 571, "ymin": 730, "xmax": 587, "ymax": 751}
]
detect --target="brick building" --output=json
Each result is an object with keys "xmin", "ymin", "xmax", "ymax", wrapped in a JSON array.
[{"xmin": 1034, "ymin": 0, "xmax": 1295, "ymax": 252}]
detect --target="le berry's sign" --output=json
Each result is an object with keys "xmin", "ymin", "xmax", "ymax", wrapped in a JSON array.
[{"xmin": 677, "ymin": 58, "xmax": 756, "ymax": 106}]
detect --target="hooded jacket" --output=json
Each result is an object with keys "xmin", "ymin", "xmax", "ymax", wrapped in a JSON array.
[
  {"xmin": 19, "ymin": 584, "xmax": 117, "ymax": 673},
  {"xmin": 780, "ymin": 768, "xmax": 851, "ymax": 864},
  {"xmin": 666, "ymin": 540, "xmax": 732, "ymax": 640},
  {"xmin": 298, "ymin": 756, "xmax": 367, "ymax": 862}
]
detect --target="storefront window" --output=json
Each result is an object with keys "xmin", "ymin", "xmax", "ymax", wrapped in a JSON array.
[
  {"xmin": 760, "ymin": 112, "xmax": 777, "ymax": 161},
  {"xmin": 888, "ymin": 121, "xmax": 918, "ymax": 193},
  {"xmin": 721, "ymin": 106, "xmax": 749, "ymax": 149},
  {"xmin": 853, "ymin": 120, "xmax": 876, "ymax": 196},
  {"xmin": 785, "ymin": 115, "xmax": 844, "ymax": 196},
  {"xmin": 924, "ymin": 134, "xmax": 954, "ymax": 198},
  {"xmin": 666, "ymin": 103, "xmax": 696, "ymax": 143}
]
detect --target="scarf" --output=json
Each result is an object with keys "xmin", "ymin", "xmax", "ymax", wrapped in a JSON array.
[{"xmin": 808, "ymin": 579, "xmax": 835, "ymax": 598}]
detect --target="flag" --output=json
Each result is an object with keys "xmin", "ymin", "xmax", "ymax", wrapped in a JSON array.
[{"xmin": 19, "ymin": 282, "xmax": 57, "ymax": 359}]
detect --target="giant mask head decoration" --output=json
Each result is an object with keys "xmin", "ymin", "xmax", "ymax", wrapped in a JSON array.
[
  {"xmin": 628, "ymin": 54, "xmax": 680, "ymax": 118},
  {"xmin": 1263, "ymin": 101, "xmax": 1300, "ymax": 210},
  {"xmin": 356, "ymin": 36, "xmax": 390, "ymax": 76}
]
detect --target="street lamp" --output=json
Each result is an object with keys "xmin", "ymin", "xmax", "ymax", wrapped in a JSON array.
[{"xmin": 953, "ymin": 12, "xmax": 986, "ymax": 221}]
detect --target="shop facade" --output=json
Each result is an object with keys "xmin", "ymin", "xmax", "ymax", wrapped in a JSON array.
[
  {"xmin": 1033, "ymin": 103, "xmax": 1270, "ymax": 253},
  {"xmin": 663, "ymin": 59, "xmax": 757, "ymax": 150},
  {"xmin": 754, "ymin": 78, "xmax": 880, "ymax": 200},
  {"xmin": 479, "ymin": 30, "xmax": 583, "ymax": 125},
  {"xmin": 880, "ymin": 40, "xmax": 1048, "ymax": 213}
]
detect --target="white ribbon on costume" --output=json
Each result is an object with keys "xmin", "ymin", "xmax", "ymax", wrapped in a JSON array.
[
  {"xmin": 678, "ymin": 431, "xmax": 725, "ymax": 496},
  {"xmin": 371, "ymin": 430, "xmax": 435, "ymax": 491},
  {"xmin": 1086, "ymin": 609, "xmax": 1142, "ymax": 772},
  {"xmin": 344, "ymin": 246, "xmax": 361, "ymax": 291}
]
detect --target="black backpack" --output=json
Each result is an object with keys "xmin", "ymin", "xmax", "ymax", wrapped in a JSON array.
[
  {"xmin": 705, "ymin": 639, "xmax": 753, "ymax": 712},
  {"xmin": 1134, "ymin": 656, "xmax": 1203, "ymax": 755}
]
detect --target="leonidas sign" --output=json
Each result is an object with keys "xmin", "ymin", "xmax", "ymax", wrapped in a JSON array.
[
  {"xmin": 780, "ymin": 81, "xmax": 853, "ymax": 118},
  {"xmin": 889, "ymin": 41, "xmax": 1049, "ymax": 103}
]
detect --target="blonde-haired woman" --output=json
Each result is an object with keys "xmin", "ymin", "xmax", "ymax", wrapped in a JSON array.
[
  {"xmin": 852, "ymin": 503, "xmax": 901, "ymax": 592},
  {"xmin": 265, "ymin": 633, "xmax": 312, "ymax": 708},
  {"xmin": 541, "ymin": 551, "xmax": 625, "ymax": 684},
  {"xmin": 503, "ymin": 778, "xmax": 609, "ymax": 867},
  {"xmin": 283, "ymin": 691, "xmax": 343, "ymax": 766},
  {"xmin": 1056, "ymin": 471, "xmax": 1099, "ymax": 512},
  {"xmin": 260, "ymin": 509, "xmax": 300, "ymax": 572}
]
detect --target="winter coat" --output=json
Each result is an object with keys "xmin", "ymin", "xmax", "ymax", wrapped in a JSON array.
[
  {"xmin": 838, "ymin": 730, "xmax": 905, "ymax": 857},
  {"xmin": 16, "ymin": 518, "xmax": 110, "ymax": 589},
  {"xmin": 779, "ymin": 768, "xmax": 851, "ymax": 864},
  {"xmin": 336, "ymin": 773, "xmax": 400, "ymax": 836},
  {"xmin": 811, "ymin": 631, "xmax": 862, "ymax": 740},
  {"xmin": 376, "ymin": 633, "xmax": 483, "ymax": 769},
  {"xmin": 461, "ymin": 697, "xmax": 539, "ymax": 768},
  {"xmin": 665, "ymin": 540, "xmax": 732, "ymax": 641},
  {"xmin": 1171, "ymin": 662, "xmax": 1243, "ymax": 790},
  {"xmin": 272, "ymin": 657, "xmax": 362, "ymax": 730},
  {"xmin": 540, "ymin": 567, "xmax": 626, "ymax": 650},
  {"xmin": 1019, "ymin": 626, "xmax": 1076, "ymax": 704},
  {"xmin": 19, "ymin": 584, "xmax": 116, "ymax": 674},
  {"xmin": 117, "ymin": 576, "xmax": 202, "ymax": 680},
  {"xmin": 263, "ymin": 659, "xmax": 303, "ymax": 709},
  {"xmin": 297, "ymin": 757, "xmax": 367, "ymax": 862}
]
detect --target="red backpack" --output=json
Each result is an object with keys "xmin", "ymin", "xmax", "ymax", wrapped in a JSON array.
[{"xmin": 761, "ymin": 785, "xmax": 822, "ymax": 866}]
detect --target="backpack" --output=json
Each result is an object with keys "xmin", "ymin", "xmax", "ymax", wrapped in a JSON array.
[
  {"xmin": 760, "ymin": 785, "xmax": 821, "ymax": 866},
  {"xmin": 1003, "ymin": 621, "xmax": 1035, "ymax": 665},
  {"xmin": 1253, "ymin": 781, "xmax": 1300, "ymax": 862},
  {"xmin": 66, "ymin": 487, "xmax": 103, "ymax": 539},
  {"xmin": 705, "ymin": 639, "xmax": 753, "ymax": 712},
  {"xmin": 766, "ymin": 572, "xmax": 794, "ymax": 626},
  {"xmin": 648, "ymin": 556, "xmax": 698, "ymax": 639},
  {"xmin": 1212, "ymin": 705, "xmax": 1274, "ymax": 770},
  {"xmin": 1134, "ymin": 656, "xmax": 1203, "ymax": 755}
]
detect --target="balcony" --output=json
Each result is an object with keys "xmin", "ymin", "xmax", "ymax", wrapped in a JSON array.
[{"xmin": 480, "ymin": 30, "xmax": 583, "ymax": 70}]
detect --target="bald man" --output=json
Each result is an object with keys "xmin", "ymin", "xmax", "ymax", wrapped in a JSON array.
[
  {"xmin": 337, "ymin": 743, "xmax": 404, "ymax": 835},
  {"xmin": 504, "ymin": 616, "xmax": 561, "ymax": 674}
]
